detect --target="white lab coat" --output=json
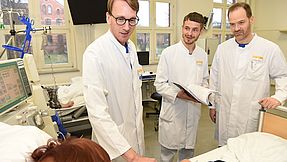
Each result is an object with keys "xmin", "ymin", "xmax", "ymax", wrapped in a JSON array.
[
  {"xmin": 82, "ymin": 30, "xmax": 144, "ymax": 160},
  {"xmin": 154, "ymin": 41, "xmax": 209, "ymax": 149},
  {"xmin": 210, "ymin": 34, "xmax": 287, "ymax": 146}
]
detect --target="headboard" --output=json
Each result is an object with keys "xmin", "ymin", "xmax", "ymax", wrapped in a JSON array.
[{"xmin": 259, "ymin": 106, "xmax": 287, "ymax": 139}]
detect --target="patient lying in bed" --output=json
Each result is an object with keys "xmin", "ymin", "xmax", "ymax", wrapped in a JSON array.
[
  {"xmin": 43, "ymin": 76, "xmax": 85, "ymax": 109},
  {"xmin": 0, "ymin": 122, "xmax": 111, "ymax": 162},
  {"xmin": 187, "ymin": 132, "xmax": 287, "ymax": 162}
]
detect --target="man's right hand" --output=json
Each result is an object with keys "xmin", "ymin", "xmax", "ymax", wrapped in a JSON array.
[
  {"xmin": 177, "ymin": 89, "xmax": 199, "ymax": 103},
  {"xmin": 123, "ymin": 149, "xmax": 157, "ymax": 162},
  {"xmin": 209, "ymin": 109, "xmax": 216, "ymax": 123}
]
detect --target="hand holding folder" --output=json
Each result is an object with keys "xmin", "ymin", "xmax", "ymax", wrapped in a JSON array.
[{"xmin": 173, "ymin": 82, "xmax": 218, "ymax": 105}]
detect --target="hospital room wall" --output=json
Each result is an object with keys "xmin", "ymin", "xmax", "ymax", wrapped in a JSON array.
[
  {"xmin": 252, "ymin": 0, "xmax": 287, "ymax": 59},
  {"xmin": 140, "ymin": 0, "xmax": 212, "ymax": 73},
  {"xmin": 39, "ymin": 0, "xmax": 213, "ymax": 84},
  {"xmin": 39, "ymin": 0, "xmax": 287, "ymax": 85}
]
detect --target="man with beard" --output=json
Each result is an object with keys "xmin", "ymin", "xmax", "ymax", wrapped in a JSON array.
[
  {"xmin": 209, "ymin": 2, "xmax": 287, "ymax": 146},
  {"xmin": 154, "ymin": 12, "xmax": 209, "ymax": 162}
]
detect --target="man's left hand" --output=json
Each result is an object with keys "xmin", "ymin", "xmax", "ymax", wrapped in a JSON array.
[{"xmin": 258, "ymin": 97, "xmax": 281, "ymax": 109}]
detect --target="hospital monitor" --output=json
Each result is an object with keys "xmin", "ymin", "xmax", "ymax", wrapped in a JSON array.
[
  {"xmin": 0, "ymin": 59, "xmax": 32, "ymax": 115},
  {"xmin": 137, "ymin": 51, "xmax": 149, "ymax": 65}
]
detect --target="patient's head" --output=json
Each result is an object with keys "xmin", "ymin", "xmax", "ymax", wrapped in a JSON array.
[{"xmin": 32, "ymin": 137, "xmax": 111, "ymax": 162}]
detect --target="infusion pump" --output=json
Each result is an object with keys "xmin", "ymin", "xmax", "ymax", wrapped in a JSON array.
[{"xmin": 0, "ymin": 101, "xmax": 58, "ymax": 138}]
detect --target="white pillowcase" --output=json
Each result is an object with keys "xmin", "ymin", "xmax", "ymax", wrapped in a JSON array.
[
  {"xmin": 224, "ymin": 132, "xmax": 287, "ymax": 162},
  {"xmin": 0, "ymin": 122, "xmax": 51, "ymax": 162}
]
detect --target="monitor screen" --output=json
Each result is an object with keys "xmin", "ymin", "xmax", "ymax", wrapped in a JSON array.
[
  {"xmin": 137, "ymin": 51, "xmax": 149, "ymax": 65},
  {"xmin": 0, "ymin": 59, "xmax": 31, "ymax": 115},
  {"xmin": 67, "ymin": 0, "xmax": 107, "ymax": 25}
]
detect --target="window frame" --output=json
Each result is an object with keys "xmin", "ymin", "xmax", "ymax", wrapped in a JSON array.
[
  {"xmin": 212, "ymin": 0, "xmax": 245, "ymax": 42},
  {"xmin": 136, "ymin": 0, "xmax": 176, "ymax": 64},
  {"xmin": 0, "ymin": 0, "xmax": 77, "ymax": 73},
  {"xmin": 31, "ymin": 0, "xmax": 76, "ymax": 73}
]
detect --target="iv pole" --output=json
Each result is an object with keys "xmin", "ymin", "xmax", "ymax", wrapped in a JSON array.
[
  {"xmin": 0, "ymin": 8, "xmax": 51, "ymax": 59},
  {"xmin": 0, "ymin": 8, "xmax": 21, "ymax": 59}
]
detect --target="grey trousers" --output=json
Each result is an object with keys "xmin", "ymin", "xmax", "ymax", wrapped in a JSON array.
[{"xmin": 160, "ymin": 145, "xmax": 194, "ymax": 162}]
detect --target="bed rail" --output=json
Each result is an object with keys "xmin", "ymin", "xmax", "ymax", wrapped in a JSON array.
[{"xmin": 258, "ymin": 106, "xmax": 287, "ymax": 139}]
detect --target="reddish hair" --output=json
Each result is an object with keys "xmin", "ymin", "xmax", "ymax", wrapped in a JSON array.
[
  {"xmin": 107, "ymin": 0, "xmax": 139, "ymax": 14},
  {"xmin": 228, "ymin": 2, "xmax": 252, "ymax": 18},
  {"xmin": 32, "ymin": 137, "xmax": 111, "ymax": 162}
]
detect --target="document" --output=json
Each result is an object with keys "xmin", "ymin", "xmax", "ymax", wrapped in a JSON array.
[{"xmin": 173, "ymin": 82, "xmax": 218, "ymax": 105}]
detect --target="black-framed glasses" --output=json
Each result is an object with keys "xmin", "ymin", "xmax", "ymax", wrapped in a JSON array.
[{"xmin": 110, "ymin": 13, "xmax": 139, "ymax": 26}]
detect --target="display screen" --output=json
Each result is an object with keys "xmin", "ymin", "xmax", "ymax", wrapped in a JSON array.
[
  {"xmin": 0, "ymin": 61, "xmax": 27, "ymax": 115},
  {"xmin": 137, "ymin": 51, "xmax": 150, "ymax": 65},
  {"xmin": 67, "ymin": 0, "xmax": 107, "ymax": 25}
]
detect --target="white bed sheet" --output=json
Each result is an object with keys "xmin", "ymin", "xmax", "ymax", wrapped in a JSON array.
[
  {"xmin": 189, "ymin": 132, "xmax": 287, "ymax": 162},
  {"xmin": 0, "ymin": 122, "xmax": 51, "ymax": 162},
  {"xmin": 189, "ymin": 146, "xmax": 228, "ymax": 162}
]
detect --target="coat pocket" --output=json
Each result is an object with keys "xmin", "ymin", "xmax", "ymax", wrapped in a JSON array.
[
  {"xmin": 245, "ymin": 59, "xmax": 265, "ymax": 81},
  {"xmin": 159, "ymin": 99, "xmax": 174, "ymax": 122}
]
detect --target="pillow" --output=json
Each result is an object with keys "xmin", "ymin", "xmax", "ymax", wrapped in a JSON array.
[
  {"xmin": 0, "ymin": 122, "xmax": 51, "ymax": 162},
  {"xmin": 226, "ymin": 132, "xmax": 287, "ymax": 162}
]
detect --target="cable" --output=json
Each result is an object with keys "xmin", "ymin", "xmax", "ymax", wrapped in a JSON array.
[
  {"xmin": 41, "ymin": 33, "xmax": 57, "ymax": 87},
  {"xmin": 57, "ymin": 131, "xmax": 66, "ymax": 140}
]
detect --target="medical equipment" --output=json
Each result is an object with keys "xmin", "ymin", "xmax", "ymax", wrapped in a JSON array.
[
  {"xmin": 0, "ymin": 8, "xmax": 51, "ymax": 59},
  {"xmin": 0, "ymin": 58, "xmax": 58, "ymax": 138},
  {"xmin": 0, "ymin": 58, "xmax": 32, "ymax": 115}
]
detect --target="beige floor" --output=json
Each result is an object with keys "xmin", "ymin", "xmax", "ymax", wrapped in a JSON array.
[{"xmin": 144, "ymin": 103, "xmax": 218, "ymax": 161}]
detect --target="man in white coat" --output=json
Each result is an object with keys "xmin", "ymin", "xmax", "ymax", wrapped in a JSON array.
[
  {"xmin": 209, "ymin": 2, "xmax": 287, "ymax": 146},
  {"xmin": 82, "ymin": 0, "xmax": 156, "ymax": 162},
  {"xmin": 154, "ymin": 12, "xmax": 209, "ymax": 162}
]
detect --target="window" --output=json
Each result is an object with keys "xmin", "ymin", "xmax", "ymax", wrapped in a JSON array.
[
  {"xmin": 42, "ymin": 5, "xmax": 47, "ymax": 15},
  {"xmin": 56, "ymin": 18, "xmax": 62, "ymax": 25},
  {"xmin": 136, "ymin": 0, "xmax": 175, "ymax": 64},
  {"xmin": 137, "ymin": 33, "xmax": 150, "ymax": 51},
  {"xmin": 56, "ymin": 8, "xmax": 60, "ymax": 15},
  {"xmin": 156, "ymin": 2, "xmax": 170, "ymax": 27},
  {"xmin": 156, "ymin": 33, "xmax": 170, "ymax": 56},
  {"xmin": 0, "ymin": 0, "xmax": 76, "ymax": 73},
  {"xmin": 206, "ymin": 0, "xmax": 240, "ymax": 65},
  {"xmin": 212, "ymin": 0, "xmax": 240, "ymax": 42},
  {"xmin": 47, "ymin": 5, "xmax": 52, "ymax": 14},
  {"xmin": 45, "ymin": 18, "xmax": 51, "ymax": 25}
]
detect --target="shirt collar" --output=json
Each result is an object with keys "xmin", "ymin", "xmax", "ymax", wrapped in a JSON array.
[
  {"xmin": 107, "ymin": 30, "xmax": 130, "ymax": 54},
  {"xmin": 180, "ymin": 40, "xmax": 197, "ymax": 55},
  {"xmin": 235, "ymin": 33, "xmax": 257, "ymax": 48}
]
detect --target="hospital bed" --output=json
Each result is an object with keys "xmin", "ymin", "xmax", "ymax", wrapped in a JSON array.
[
  {"xmin": 43, "ymin": 77, "xmax": 92, "ymax": 135},
  {"xmin": 188, "ymin": 106, "xmax": 287, "ymax": 162}
]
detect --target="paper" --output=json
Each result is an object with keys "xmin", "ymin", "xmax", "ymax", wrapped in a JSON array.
[{"xmin": 173, "ymin": 82, "xmax": 218, "ymax": 105}]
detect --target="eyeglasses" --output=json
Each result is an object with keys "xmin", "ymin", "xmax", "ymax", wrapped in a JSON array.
[{"xmin": 110, "ymin": 13, "xmax": 139, "ymax": 26}]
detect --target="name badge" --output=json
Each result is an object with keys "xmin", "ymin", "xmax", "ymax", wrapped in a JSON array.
[
  {"xmin": 251, "ymin": 55, "xmax": 263, "ymax": 69},
  {"xmin": 252, "ymin": 55, "xmax": 263, "ymax": 61},
  {"xmin": 196, "ymin": 60, "xmax": 203, "ymax": 65}
]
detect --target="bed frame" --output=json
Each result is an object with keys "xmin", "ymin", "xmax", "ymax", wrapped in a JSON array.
[{"xmin": 258, "ymin": 106, "xmax": 287, "ymax": 139}]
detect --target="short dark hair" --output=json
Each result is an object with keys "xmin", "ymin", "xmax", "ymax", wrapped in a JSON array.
[
  {"xmin": 183, "ymin": 12, "xmax": 208, "ymax": 29},
  {"xmin": 228, "ymin": 2, "xmax": 252, "ymax": 18},
  {"xmin": 107, "ymin": 0, "xmax": 139, "ymax": 14}
]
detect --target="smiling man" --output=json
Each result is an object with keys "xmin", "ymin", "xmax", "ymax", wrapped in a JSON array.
[
  {"xmin": 154, "ymin": 12, "xmax": 209, "ymax": 162},
  {"xmin": 209, "ymin": 2, "xmax": 287, "ymax": 146},
  {"xmin": 82, "ymin": 0, "xmax": 156, "ymax": 162}
]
